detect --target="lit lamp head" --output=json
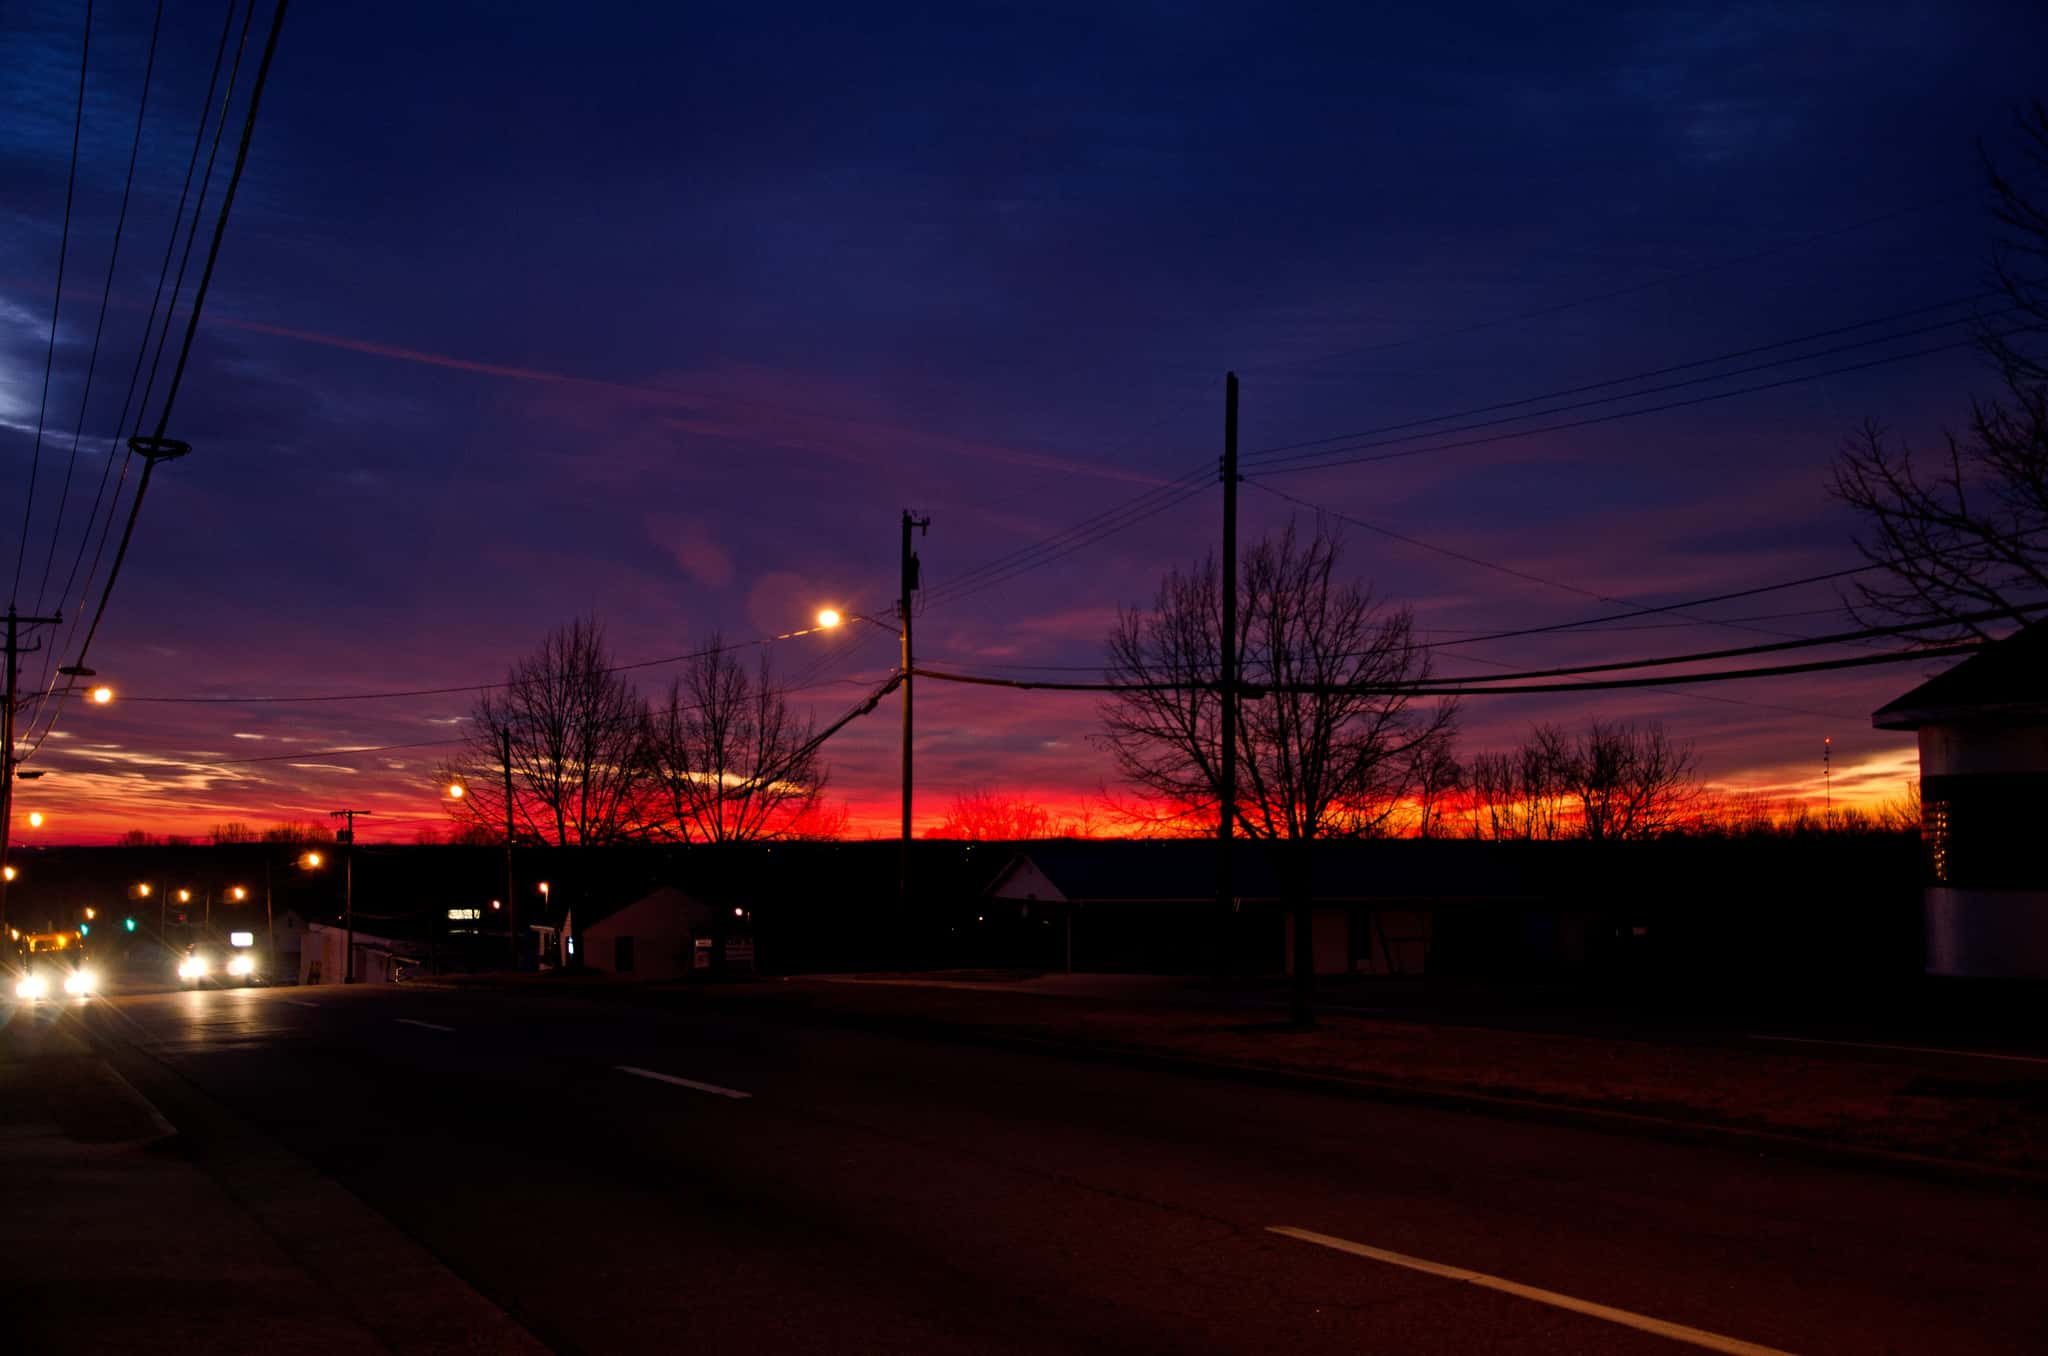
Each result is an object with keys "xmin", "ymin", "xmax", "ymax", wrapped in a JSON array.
[
  {"xmin": 2, "ymin": 866, "xmax": 15, "ymax": 882},
  {"xmin": 90, "ymin": 686, "xmax": 112, "ymax": 704},
  {"xmin": 177, "ymin": 889, "xmax": 191, "ymax": 904},
  {"xmin": 447, "ymin": 782, "xmax": 466, "ymax": 800},
  {"xmin": 230, "ymin": 886, "xmax": 247, "ymax": 901},
  {"xmin": 816, "ymin": 608, "xmax": 843, "ymax": 629},
  {"xmin": 302, "ymin": 851, "xmax": 324, "ymax": 869}
]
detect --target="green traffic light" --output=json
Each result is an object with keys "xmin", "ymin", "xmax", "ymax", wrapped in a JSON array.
[
  {"xmin": 78, "ymin": 923, "xmax": 90, "ymax": 936},
  {"xmin": 124, "ymin": 917, "xmax": 137, "ymax": 932}
]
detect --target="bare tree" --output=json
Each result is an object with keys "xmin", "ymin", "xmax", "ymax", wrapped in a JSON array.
[
  {"xmin": 1466, "ymin": 728, "xmax": 1570, "ymax": 841},
  {"xmin": 1103, "ymin": 522, "xmax": 1455, "ymax": 1022},
  {"xmin": 1833, "ymin": 102, "xmax": 2048, "ymax": 638},
  {"xmin": 643, "ymin": 636, "xmax": 827, "ymax": 843},
  {"xmin": 928, "ymin": 789, "xmax": 1059, "ymax": 840},
  {"xmin": 440, "ymin": 617, "xmax": 647, "ymax": 847},
  {"xmin": 1554, "ymin": 719, "xmax": 1701, "ymax": 841},
  {"xmin": 1408, "ymin": 732, "xmax": 1464, "ymax": 839}
]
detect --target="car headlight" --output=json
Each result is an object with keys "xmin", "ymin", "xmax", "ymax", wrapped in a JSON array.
[
  {"xmin": 227, "ymin": 954, "xmax": 255, "ymax": 977},
  {"xmin": 16, "ymin": 974, "xmax": 47, "ymax": 1000},
  {"xmin": 63, "ymin": 969, "xmax": 95, "ymax": 995},
  {"xmin": 178, "ymin": 957, "xmax": 207, "ymax": 980}
]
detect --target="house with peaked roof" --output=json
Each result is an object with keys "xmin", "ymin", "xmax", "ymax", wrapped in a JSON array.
[
  {"xmin": 1873, "ymin": 620, "xmax": 2048, "ymax": 978},
  {"xmin": 984, "ymin": 839, "xmax": 1549, "ymax": 976}
]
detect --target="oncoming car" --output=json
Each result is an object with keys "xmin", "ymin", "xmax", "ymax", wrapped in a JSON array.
[
  {"xmin": 178, "ymin": 943, "xmax": 260, "ymax": 987},
  {"xmin": 13, "ymin": 929, "xmax": 97, "ymax": 1002}
]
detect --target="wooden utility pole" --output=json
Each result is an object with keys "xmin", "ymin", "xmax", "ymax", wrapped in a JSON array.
[
  {"xmin": 501, "ymin": 724, "xmax": 518, "ymax": 967},
  {"xmin": 899, "ymin": 510, "xmax": 930, "ymax": 916},
  {"xmin": 0, "ymin": 608, "xmax": 62, "ymax": 931},
  {"xmin": 330, "ymin": 808, "xmax": 371, "ymax": 981},
  {"xmin": 1217, "ymin": 374, "xmax": 1239, "ymax": 977}
]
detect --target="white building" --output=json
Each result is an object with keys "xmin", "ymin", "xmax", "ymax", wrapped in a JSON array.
[{"xmin": 1873, "ymin": 621, "xmax": 2048, "ymax": 978}]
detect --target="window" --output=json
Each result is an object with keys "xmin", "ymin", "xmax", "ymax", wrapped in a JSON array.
[{"xmin": 1923, "ymin": 797, "xmax": 1951, "ymax": 885}]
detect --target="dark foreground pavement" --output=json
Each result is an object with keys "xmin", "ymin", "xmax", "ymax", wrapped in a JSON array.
[{"xmin": 16, "ymin": 981, "xmax": 2046, "ymax": 1354}]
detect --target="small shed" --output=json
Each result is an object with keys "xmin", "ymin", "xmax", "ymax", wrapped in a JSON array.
[
  {"xmin": 1873, "ymin": 620, "xmax": 2048, "ymax": 978},
  {"xmin": 582, "ymin": 886, "xmax": 732, "ymax": 980}
]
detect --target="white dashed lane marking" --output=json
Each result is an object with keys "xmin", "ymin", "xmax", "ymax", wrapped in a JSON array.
[
  {"xmin": 1267, "ymin": 1226, "xmax": 1798, "ymax": 1356},
  {"xmin": 616, "ymin": 1065, "xmax": 751, "ymax": 1099}
]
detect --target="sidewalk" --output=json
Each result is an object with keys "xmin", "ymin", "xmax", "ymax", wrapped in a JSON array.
[{"xmin": 0, "ymin": 1017, "xmax": 388, "ymax": 1355}]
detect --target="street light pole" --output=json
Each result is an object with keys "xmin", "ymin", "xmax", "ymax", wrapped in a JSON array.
[
  {"xmin": 330, "ymin": 808, "xmax": 371, "ymax": 982},
  {"xmin": 501, "ymin": 724, "xmax": 517, "ymax": 969},
  {"xmin": 0, "ymin": 608, "xmax": 61, "ymax": 933},
  {"xmin": 899, "ymin": 511, "xmax": 929, "ymax": 918}
]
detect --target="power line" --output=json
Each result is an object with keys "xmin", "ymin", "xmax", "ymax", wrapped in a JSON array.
[
  {"xmin": 113, "ymin": 627, "xmax": 872, "ymax": 707},
  {"xmin": 16, "ymin": 0, "xmax": 251, "ymax": 761},
  {"xmin": 1247, "ymin": 190, "xmax": 1973, "ymax": 374},
  {"xmin": 1245, "ymin": 292, "xmax": 1996, "ymax": 464},
  {"xmin": 1256, "ymin": 330, "xmax": 2006, "ymax": 480},
  {"xmin": 1424, "ymin": 602, "xmax": 2047, "ymax": 685},
  {"xmin": 1440, "ymin": 645, "xmax": 1858, "ymax": 722},
  {"xmin": 12, "ymin": 0, "xmax": 94, "ymax": 607},
  {"xmin": 922, "ymin": 464, "xmax": 1212, "ymax": 609},
  {"xmin": 32, "ymin": 0, "xmax": 168, "ymax": 618},
  {"xmin": 71, "ymin": 0, "xmax": 285, "ymax": 675},
  {"xmin": 909, "ymin": 642, "xmax": 1976, "ymax": 696}
]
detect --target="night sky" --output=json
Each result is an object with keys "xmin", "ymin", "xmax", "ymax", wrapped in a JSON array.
[{"xmin": 4, "ymin": 1, "xmax": 2044, "ymax": 842}]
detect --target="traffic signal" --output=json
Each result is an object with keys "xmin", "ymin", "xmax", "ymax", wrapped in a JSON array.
[
  {"xmin": 78, "ymin": 923, "xmax": 90, "ymax": 936},
  {"xmin": 124, "ymin": 917, "xmax": 137, "ymax": 932}
]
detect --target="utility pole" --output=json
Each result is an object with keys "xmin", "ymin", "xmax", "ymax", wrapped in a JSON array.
[
  {"xmin": 899, "ymin": 510, "xmax": 930, "ymax": 918},
  {"xmin": 1824, "ymin": 736, "xmax": 1833, "ymax": 829},
  {"xmin": 501, "ymin": 724, "xmax": 518, "ymax": 968},
  {"xmin": 330, "ymin": 808, "xmax": 371, "ymax": 982},
  {"xmin": 1217, "ymin": 375, "xmax": 1239, "ymax": 980},
  {"xmin": 0, "ymin": 608, "xmax": 62, "ymax": 932},
  {"xmin": 264, "ymin": 857, "xmax": 275, "ymax": 975}
]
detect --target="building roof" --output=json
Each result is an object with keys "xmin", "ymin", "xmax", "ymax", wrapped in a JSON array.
[
  {"xmin": 986, "ymin": 838, "xmax": 1540, "ymax": 904},
  {"xmin": 1871, "ymin": 620, "xmax": 2048, "ymax": 730}
]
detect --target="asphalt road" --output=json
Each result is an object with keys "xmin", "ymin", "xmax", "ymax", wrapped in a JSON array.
[{"xmin": 68, "ymin": 982, "xmax": 2048, "ymax": 1354}]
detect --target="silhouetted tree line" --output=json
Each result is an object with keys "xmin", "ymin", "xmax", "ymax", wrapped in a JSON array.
[{"xmin": 434, "ymin": 618, "xmax": 848, "ymax": 849}]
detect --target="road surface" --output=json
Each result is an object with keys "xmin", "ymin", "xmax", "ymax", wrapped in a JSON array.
[{"xmin": 61, "ymin": 983, "xmax": 2048, "ymax": 1354}]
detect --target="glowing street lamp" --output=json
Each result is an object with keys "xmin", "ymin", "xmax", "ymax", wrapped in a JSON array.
[
  {"xmin": 2, "ymin": 866, "xmax": 15, "ymax": 882},
  {"xmin": 177, "ymin": 889, "xmax": 191, "ymax": 904},
  {"xmin": 90, "ymin": 685, "xmax": 113, "ymax": 704},
  {"xmin": 229, "ymin": 886, "xmax": 248, "ymax": 902},
  {"xmin": 302, "ymin": 851, "xmax": 323, "ymax": 869},
  {"xmin": 447, "ymin": 782, "xmax": 466, "ymax": 800},
  {"xmin": 815, "ymin": 607, "xmax": 843, "ymax": 629},
  {"xmin": 137, "ymin": 883, "xmax": 151, "ymax": 897}
]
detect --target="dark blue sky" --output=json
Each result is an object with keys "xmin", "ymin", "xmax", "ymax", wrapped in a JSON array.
[{"xmin": 3, "ymin": 0, "xmax": 2043, "ymax": 837}]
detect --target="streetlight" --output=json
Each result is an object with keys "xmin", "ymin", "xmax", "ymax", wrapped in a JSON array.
[
  {"xmin": 230, "ymin": 886, "xmax": 247, "ymax": 902},
  {"xmin": 446, "ymin": 782, "xmax": 466, "ymax": 801},
  {"xmin": 137, "ymin": 882, "xmax": 151, "ymax": 897},
  {"xmin": 2, "ymin": 866, "xmax": 14, "ymax": 882},
  {"xmin": 90, "ymin": 686, "xmax": 112, "ymax": 704},
  {"xmin": 302, "ymin": 851, "xmax": 323, "ymax": 869},
  {"xmin": 817, "ymin": 600, "xmax": 917, "ymax": 912},
  {"xmin": 177, "ymin": 889, "xmax": 191, "ymax": 904}
]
